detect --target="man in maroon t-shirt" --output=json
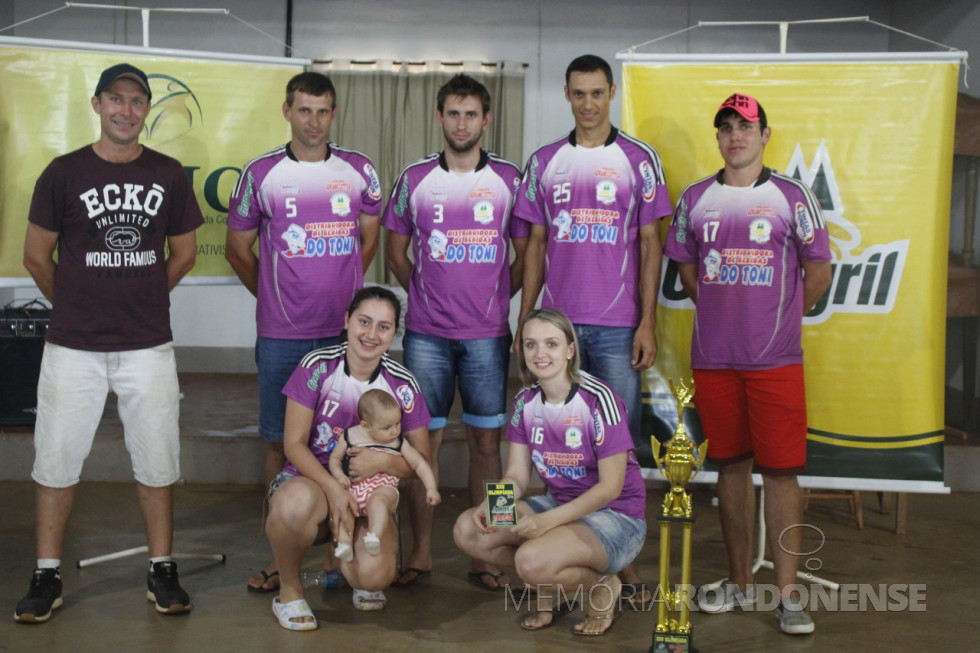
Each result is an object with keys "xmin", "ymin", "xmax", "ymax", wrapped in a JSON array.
[{"xmin": 15, "ymin": 63, "xmax": 203, "ymax": 624}]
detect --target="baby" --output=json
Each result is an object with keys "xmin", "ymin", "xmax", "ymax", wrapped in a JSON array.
[{"xmin": 328, "ymin": 389, "xmax": 441, "ymax": 561}]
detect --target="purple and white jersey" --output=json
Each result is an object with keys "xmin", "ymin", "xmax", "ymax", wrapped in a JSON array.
[
  {"xmin": 227, "ymin": 143, "xmax": 382, "ymax": 339},
  {"xmin": 281, "ymin": 343, "xmax": 430, "ymax": 475},
  {"xmin": 664, "ymin": 168, "xmax": 831, "ymax": 370},
  {"xmin": 506, "ymin": 372, "xmax": 645, "ymax": 520},
  {"xmin": 513, "ymin": 128, "xmax": 671, "ymax": 327},
  {"xmin": 382, "ymin": 151, "xmax": 526, "ymax": 339}
]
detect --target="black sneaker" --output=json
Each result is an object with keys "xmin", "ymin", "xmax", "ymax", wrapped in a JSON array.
[
  {"xmin": 147, "ymin": 561, "xmax": 191, "ymax": 614},
  {"xmin": 14, "ymin": 567, "xmax": 63, "ymax": 623}
]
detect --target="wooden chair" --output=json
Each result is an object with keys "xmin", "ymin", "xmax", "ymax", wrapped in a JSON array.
[{"xmin": 802, "ymin": 489, "xmax": 864, "ymax": 530}]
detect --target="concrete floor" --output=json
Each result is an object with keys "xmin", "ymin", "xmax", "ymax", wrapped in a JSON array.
[
  {"xmin": 1, "ymin": 372, "xmax": 976, "ymax": 652},
  {"xmin": 1, "ymin": 481, "xmax": 975, "ymax": 652}
]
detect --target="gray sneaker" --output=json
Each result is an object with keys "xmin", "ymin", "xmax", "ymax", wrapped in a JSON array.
[
  {"xmin": 775, "ymin": 598, "xmax": 815, "ymax": 634},
  {"xmin": 696, "ymin": 580, "xmax": 756, "ymax": 613}
]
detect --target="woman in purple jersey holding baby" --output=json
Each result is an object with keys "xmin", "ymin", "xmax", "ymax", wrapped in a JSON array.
[
  {"xmin": 264, "ymin": 286, "xmax": 431, "ymax": 630},
  {"xmin": 454, "ymin": 308, "xmax": 646, "ymax": 636}
]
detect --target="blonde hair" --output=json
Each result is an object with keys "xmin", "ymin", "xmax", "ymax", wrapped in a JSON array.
[{"xmin": 516, "ymin": 308, "xmax": 581, "ymax": 387}]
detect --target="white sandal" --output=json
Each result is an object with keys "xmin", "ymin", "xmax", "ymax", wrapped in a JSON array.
[
  {"xmin": 272, "ymin": 597, "xmax": 318, "ymax": 631},
  {"xmin": 352, "ymin": 588, "xmax": 387, "ymax": 611}
]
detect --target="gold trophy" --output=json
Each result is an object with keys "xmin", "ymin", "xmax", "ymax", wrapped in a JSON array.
[{"xmin": 650, "ymin": 379, "xmax": 708, "ymax": 653}]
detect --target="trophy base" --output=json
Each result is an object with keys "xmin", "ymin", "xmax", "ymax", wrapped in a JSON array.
[{"xmin": 651, "ymin": 631, "xmax": 696, "ymax": 653}]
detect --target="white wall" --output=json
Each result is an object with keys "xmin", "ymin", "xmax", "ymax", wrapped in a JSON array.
[{"xmin": 6, "ymin": 0, "xmax": 975, "ymax": 371}]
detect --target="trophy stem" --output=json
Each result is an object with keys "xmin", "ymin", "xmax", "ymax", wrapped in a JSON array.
[
  {"xmin": 657, "ymin": 520, "xmax": 671, "ymax": 630},
  {"xmin": 679, "ymin": 522, "xmax": 694, "ymax": 631}
]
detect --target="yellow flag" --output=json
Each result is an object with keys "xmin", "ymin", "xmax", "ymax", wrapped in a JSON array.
[
  {"xmin": 624, "ymin": 61, "xmax": 957, "ymax": 482},
  {"xmin": 0, "ymin": 44, "xmax": 301, "ymax": 278}
]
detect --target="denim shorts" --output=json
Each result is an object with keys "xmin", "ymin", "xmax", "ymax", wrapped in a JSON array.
[
  {"xmin": 256, "ymin": 336, "xmax": 338, "ymax": 443},
  {"xmin": 523, "ymin": 493, "xmax": 647, "ymax": 574},
  {"xmin": 573, "ymin": 324, "xmax": 641, "ymax": 446},
  {"xmin": 32, "ymin": 342, "xmax": 180, "ymax": 488},
  {"xmin": 267, "ymin": 470, "xmax": 333, "ymax": 546},
  {"xmin": 402, "ymin": 330, "xmax": 511, "ymax": 430}
]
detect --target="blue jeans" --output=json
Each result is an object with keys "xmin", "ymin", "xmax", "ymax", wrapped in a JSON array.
[
  {"xmin": 524, "ymin": 493, "xmax": 646, "ymax": 574},
  {"xmin": 573, "ymin": 324, "xmax": 641, "ymax": 446},
  {"xmin": 402, "ymin": 330, "xmax": 511, "ymax": 430},
  {"xmin": 256, "ymin": 336, "xmax": 339, "ymax": 442}
]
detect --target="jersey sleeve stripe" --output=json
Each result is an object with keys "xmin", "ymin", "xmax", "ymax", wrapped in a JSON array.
[
  {"xmin": 381, "ymin": 356, "xmax": 423, "ymax": 393},
  {"xmin": 386, "ymin": 153, "xmax": 439, "ymax": 201},
  {"xmin": 617, "ymin": 131, "xmax": 666, "ymax": 183},
  {"xmin": 579, "ymin": 371, "xmax": 622, "ymax": 425},
  {"xmin": 299, "ymin": 342, "xmax": 347, "ymax": 368},
  {"xmin": 231, "ymin": 145, "xmax": 287, "ymax": 197},
  {"xmin": 486, "ymin": 153, "xmax": 522, "ymax": 176},
  {"xmin": 771, "ymin": 171, "xmax": 826, "ymax": 229},
  {"xmin": 669, "ymin": 174, "xmax": 716, "ymax": 226}
]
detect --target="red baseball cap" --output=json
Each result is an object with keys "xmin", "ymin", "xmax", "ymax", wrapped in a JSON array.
[{"xmin": 714, "ymin": 93, "xmax": 766, "ymax": 129}]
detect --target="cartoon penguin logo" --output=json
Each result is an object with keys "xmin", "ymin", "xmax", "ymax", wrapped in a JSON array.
[
  {"xmin": 703, "ymin": 248, "xmax": 722, "ymax": 283},
  {"xmin": 282, "ymin": 223, "xmax": 308, "ymax": 257},
  {"xmin": 554, "ymin": 210, "xmax": 573, "ymax": 241},
  {"xmin": 428, "ymin": 229, "xmax": 449, "ymax": 260}
]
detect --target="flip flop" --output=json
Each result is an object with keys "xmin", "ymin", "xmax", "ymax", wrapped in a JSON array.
[
  {"xmin": 394, "ymin": 567, "xmax": 431, "ymax": 587},
  {"xmin": 573, "ymin": 575, "xmax": 623, "ymax": 636},
  {"xmin": 520, "ymin": 609, "xmax": 556, "ymax": 631},
  {"xmin": 620, "ymin": 583, "xmax": 654, "ymax": 609},
  {"xmin": 247, "ymin": 570, "xmax": 280, "ymax": 593},
  {"xmin": 272, "ymin": 597, "xmax": 317, "ymax": 631},
  {"xmin": 467, "ymin": 570, "xmax": 510, "ymax": 591},
  {"xmin": 571, "ymin": 610, "xmax": 623, "ymax": 637},
  {"xmin": 352, "ymin": 588, "xmax": 387, "ymax": 611}
]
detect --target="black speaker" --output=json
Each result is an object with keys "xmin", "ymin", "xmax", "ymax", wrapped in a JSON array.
[{"xmin": 0, "ymin": 301, "xmax": 50, "ymax": 426}]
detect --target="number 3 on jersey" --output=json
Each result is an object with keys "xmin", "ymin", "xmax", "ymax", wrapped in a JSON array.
[{"xmin": 530, "ymin": 426, "xmax": 545, "ymax": 445}]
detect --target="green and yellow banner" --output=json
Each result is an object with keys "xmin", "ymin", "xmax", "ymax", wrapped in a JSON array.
[
  {"xmin": 624, "ymin": 60, "xmax": 958, "ymax": 486},
  {"xmin": 0, "ymin": 41, "xmax": 303, "ymax": 279}
]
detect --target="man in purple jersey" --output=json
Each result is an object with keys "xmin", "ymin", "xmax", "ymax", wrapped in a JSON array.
[
  {"xmin": 226, "ymin": 72, "xmax": 382, "ymax": 592},
  {"xmin": 383, "ymin": 74, "xmax": 527, "ymax": 589},
  {"xmin": 513, "ymin": 54, "xmax": 671, "ymax": 601},
  {"xmin": 664, "ymin": 93, "xmax": 832, "ymax": 635},
  {"xmin": 16, "ymin": 63, "xmax": 202, "ymax": 623}
]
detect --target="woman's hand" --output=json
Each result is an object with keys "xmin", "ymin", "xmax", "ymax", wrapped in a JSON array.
[
  {"xmin": 470, "ymin": 507, "xmax": 495, "ymax": 535},
  {"xmin": 511, "ymin": 511, "xmax": 554, "ymax": 540},
  {"xmin": 324, "ymin": 482, "xmax": 358, "ymax": 540},
  {"xmin": 346, "ymin": 446, "xmax": 389, "ymax": 481}
]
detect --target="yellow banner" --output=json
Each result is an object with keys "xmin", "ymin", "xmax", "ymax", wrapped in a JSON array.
[
  {"xmin": 624, "ymin": 62, "xmax": 957, "ymax": 480},
  {"xmin": 0, "ymin": 44, "xmax": 301, "ymax": 278}
]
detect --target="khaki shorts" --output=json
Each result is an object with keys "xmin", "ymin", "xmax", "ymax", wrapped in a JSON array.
[{"xmin": 32, "ymin": 342, "xmax": 181, "ymax": 488}]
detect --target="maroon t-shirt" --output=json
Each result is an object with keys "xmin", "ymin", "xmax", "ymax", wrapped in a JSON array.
[{"xmin": 28, "ymin": 145, "xmax": 204, "ymax": 351}]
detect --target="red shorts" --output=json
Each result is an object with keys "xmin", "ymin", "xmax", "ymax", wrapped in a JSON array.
[
  {"xmin": 349, "ymin": 472, "xmax": 400, "ymax": 515},
  {"xmin": 692, "ymin": 365, "xmax": 807, "ymax": 474}
]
